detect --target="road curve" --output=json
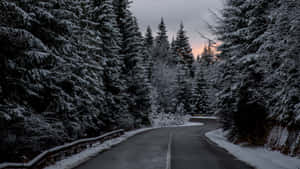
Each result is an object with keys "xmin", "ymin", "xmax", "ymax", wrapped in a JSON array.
[{"xmin": 75, "ymin": 119, "xmax": 254, "ymax": 169}]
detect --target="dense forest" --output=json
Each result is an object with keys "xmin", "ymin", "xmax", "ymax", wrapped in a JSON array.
[
  {"xmin": 0, "ymin": 0, "xmax": 210, "ymax": 162},
  {"xmin": 214, "ymin": 0, "xmax": 300, "ymax": 149},
  {"xmin": 0, "ymin": 0, "xmax": 299, "ymax": 163}
]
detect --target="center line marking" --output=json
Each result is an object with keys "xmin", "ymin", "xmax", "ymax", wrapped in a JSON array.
[{"xmin": 166, "ymin": 132, "xmax": 173, "ymax": 169}]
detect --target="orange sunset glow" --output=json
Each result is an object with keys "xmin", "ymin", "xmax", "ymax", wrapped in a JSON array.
[
  {"xmin": 192, "ymin": 42, "xmax": 221, "ymax": 58},
  {"xmin": 192, "ymin": 46, "xmax": 205, "ymax": 57}
]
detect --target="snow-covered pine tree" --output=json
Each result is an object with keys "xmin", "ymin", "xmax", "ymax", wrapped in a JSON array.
[
  {"xmin": 214, "ymin": 0, "xmax": 283, "ymax": 144},
  {"xmin": 168, "ymin": 37, "xmax": 181, "ymax": 66},
  {"xmin": 152, "ymin": 18, "xmax": 170, "ymax": 63},
  {"xmin": 145, "ymin": 25, "xmax": 154, "ymax": 49},
  {"xmin": 141, "ymin": 26, "xmax": 154, "ymax": 82},
  {"xmin": 175, "ymin": 23, "xmax": 195, "ymax": 77},
  {"xmin": 0, "ymin": 0, "xmax": 83, "ymax": 161},
  {"xmin": 0, "ymin": 0, "xmax": 124, "ymax": 162},
  {"xmin": 173, "ymin": 62, "xmax": 193, "ymax": 115},
  {"xmin": 133, "ymin": 36, "xmax": 152, "ymax": 127},
  {"xmin": 191, "ymin": 70, "xmax": 210, "ymax": 115},
  {"xmin": 215, "ymin": 0, "xmax": 250, "ymax": 60},
  {"xmin": 113, "ymin": 0, "xmax": 151, "ymax": 127},
  {"xmin": 91, "ymin": 0, "xmax": 126, "ymax": 129},
  {"xmin": 155, "ymin": 18, "xmax": 170, "ymax": 49},
  {"xmin": 60, "ymin": 0, "xmax": 108, "ymax": 136},
  {"xmin": 126, "ymin": 18, "xmax": 152, "ymax": 127},
  {"xmin": 258, "ymin": 0, "xmax": 300, "ymax": 127},
  {"xmin": 0, "ymin": 0, "xmax": 159, "ymax": 163}
]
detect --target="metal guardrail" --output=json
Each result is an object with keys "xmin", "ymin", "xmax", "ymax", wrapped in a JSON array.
[{"xmin": 0, "ymin": 129, "xmax": 124, "ymax": 169}]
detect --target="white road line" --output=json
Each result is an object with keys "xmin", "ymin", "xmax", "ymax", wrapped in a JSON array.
[{"xmin": 166, "ymin": 132, "xmax": 173, "ymax": 169}]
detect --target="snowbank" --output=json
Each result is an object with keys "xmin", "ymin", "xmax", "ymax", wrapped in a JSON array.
[
  {"xmin": 178, "ymin": 121, "xmax": 204, "ymax": 127},
  {"xmin": 205, "ymin": 129, "xmax": 300, "ymax": 169},
  {"xmin": 190, "ymin": 116, "xmax": 218, "ymax": 120}
]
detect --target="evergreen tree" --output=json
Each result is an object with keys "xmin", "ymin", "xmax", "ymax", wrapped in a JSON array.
[
  {"xmin": 213, "ymin": 0, "xmax": 293, "ymax": 144},
  {"xmin": 151, "ymin": 18, "xmax": 170, "ymax": 63},
  {"xmin": 258, "ymin": 0, "xmax": 300, "ymax": 127},
  {"xmin": 127, "ymin": 18, "xmax": 152, "ymax": 127},
  {"xmin": 169, "ymin": 37, "xmax": 180, "ymax": 66},
  {"xmin": 113, "ymin": 0, "xmax": 132, "ymax": 52},
  {"xmin": 155, "ymin": 18, "xmax": 170, "ymax": 49},
  {"xmin": 143, "ymin": 26, "xmax": 154, "ymax": 81},
  {"xmin": 191, "ymin": 71, "xmax": 209, "ymax": 115},
  {"xmin": 113, "ymin": 0, "xmax": 151, "ymax": 127},
  {"xmin": 175, "ymin": 23, "xmax": 195, "ymax": 77},
  {"xmin": 144, "ymin": 26, "xmax": 154, "ymax": 49},
  {"xmin": 0, "ymin": 0, "xmax": 108, "ymax": 161},
  {"xmin": 173, "ymin": 63, "xmax": 193, "ymax": 115},
  {"xmin": 215, "ymin": 0, "xmax": 251, "ymax": 59},
  {"xmin": 91, "ymin": 0, "xmax": 125, "ymax": 128}
]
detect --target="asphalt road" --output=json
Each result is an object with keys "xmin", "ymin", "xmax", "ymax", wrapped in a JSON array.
[{"xmin": 75, "ymin": 119, "xmax": 254, "ymax": 169}]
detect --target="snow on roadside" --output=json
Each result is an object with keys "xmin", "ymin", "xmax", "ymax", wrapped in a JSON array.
[
  {"xmin": 45, "ymin": 117, "xmax": 204, "ymax": 169},
  {"xmin": 190, "ymin": 116, "xmax": 218, "ymax": 120},
  {"xmin": 44, "ymin": 128, "xmax": 154, "ymax": 169},
  {"xmin": 205, "ymin": 129, "xmax": 300, "ymax": 169},
  {"xmin": 178, "ymin": 122, "xmax": 204, "ymax": 127}
]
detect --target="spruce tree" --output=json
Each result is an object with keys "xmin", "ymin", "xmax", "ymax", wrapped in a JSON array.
[
  {"xmin": 155, "ymin": 18, "xmax": 170, "ymax": 49},
  {"xmin": 151, "ymin": 18, "xmax": 170, "ymax": 63},
  {"xmin": 258, "ymin": 0, "xmax": 300, "ymax": 128},
  {"xmin": 127, "ymin": 18, "xmax": 152, "ymax": 126},
  {"xmin": 169, "ymin": 37, "xmax": 181, "ymax": 66},
  {"xmin": 215, "ymin": 0, "xmax": 250, "ymax": 59},
  {"xmin": 113, "ymin": 0, "xmax": 151, "ymax": 127},
  {"xmin": 173, "ymin": 63, "xmax": 193, "ymax": 115},
  {"xmin": 143, "ymin": 27, "xmax": 154, "ymax": 82},
  {"xmin": 145, "ymin": 26, "xmax": 154, "ymax": 49},
  {"xmin": 191, "ymin": 71, "xmax": 209, "ymax": 115},
  {"xmin": 91, "ymin": 0, "xmax": 125, "ymax": 128},
  {"xmin": 0, "ymin": 0, "xmax": 90, "ymax": 161},
  {"xmin": 175, "ymin": 23, "xmax": 194, "ymax": 77},
  {"xmin": 214, "ymin": 0, "xmax": 273, "ymax": 143}
]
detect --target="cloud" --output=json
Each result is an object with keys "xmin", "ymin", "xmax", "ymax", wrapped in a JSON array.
[{"xmin": 131, "ymin": 0, "xmax": 224, "ymax": 55}]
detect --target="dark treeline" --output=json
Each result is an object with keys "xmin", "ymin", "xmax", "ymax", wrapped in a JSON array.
[
  {"xmin": 213, "ymin": 0, "xmax": 300, "ymax": 153},
  {"xmin": 0, "ymin": 0, "xmax": 153, "ymax": 162},
  {"xmin": 0, "ymin": 0, "xmax": 211, "ymax": 162}
]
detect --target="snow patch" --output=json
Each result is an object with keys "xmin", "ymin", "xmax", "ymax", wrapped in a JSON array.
[
  {"xmin": 190, "ymin": 116, "xmax": 218, "ymax": 120},
  {"xmin": 178, "ymin": 122, "xmax": 204, "ymax": 127},
  {"xmin": 206, "ymin": 129, "xmax": 300, "ymax": 169}
]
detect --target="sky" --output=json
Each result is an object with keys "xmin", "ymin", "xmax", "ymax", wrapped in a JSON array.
[{"xmin": 131, "ymin": 0, "xmax": 224, "ymax": 56}]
